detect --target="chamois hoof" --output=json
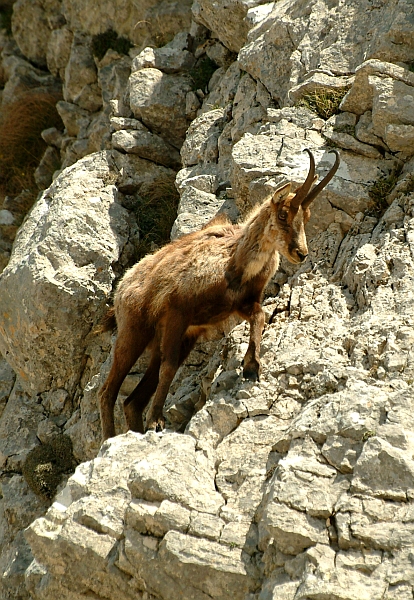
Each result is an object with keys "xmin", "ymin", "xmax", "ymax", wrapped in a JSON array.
[
  {"xmin": 124, "ymin": 407, "xmax": 145, "ymax": 435},
  {"xmin": 242, "ymin": 365, "xmax": 260, "ymax": 382},
  {"xmin": 145, "ymin": 410, "xmax": 165, "ymax": 433}
]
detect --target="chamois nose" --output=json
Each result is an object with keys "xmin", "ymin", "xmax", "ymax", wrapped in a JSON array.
[{"xmin": 296, "ymin": 250, "xmax": 308, "ymax": 263}]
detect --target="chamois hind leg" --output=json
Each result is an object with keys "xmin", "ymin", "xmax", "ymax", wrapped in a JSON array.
[
  {"xmin": 99, "ymin": 321, "xmax": 152, "ymax": 441},
  {"xmin": 239, "ymin": 302, "xmax": 265, "ymax": 381},
  {"xmin": 123, "ymin": 341, "xmax": 161, "ymax": 434},
  {"xmin": 124, "ymin": 329, "xmax": 200, "ymax": 433},
  {"xmin": 145, "ymin": 310, "xmax": 189, "ymax": 432}
]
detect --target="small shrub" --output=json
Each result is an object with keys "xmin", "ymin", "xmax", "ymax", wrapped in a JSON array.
[
  {"xmin": 133, "ymin": 178, "xmax": 180, "ymax": 260},
  {"xmin": 368, "ymin": 166, "xmax": 402, "ymax": 215},
  {"xmin": 22, "ymin": 435, "xmax": 77, "ymax": 499},
  {"xmin": 189, "ymin": 56, "xmax": 218, "ymax": 92},
  {"xmin": 298, "ymin": 87, "xmax": 350, "ymax": 120},
  {"xmin": 91, "ymin": 28, "xmax": 132, "ymax": 61},
  {"xmin": 0, "ymin": 91, "xmax": 63, "ymax": 196}
]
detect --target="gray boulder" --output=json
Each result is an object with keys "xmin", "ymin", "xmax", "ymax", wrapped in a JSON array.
[
  {"xmin": 192, "ymin": 0, "xmax": 264, "ymax": 52},
  {"xmin": 63, "ymin": 32, "xmax": 102, "ymax": 112},
  {"xmin": 62, "ymin": 0, "xmax": 192, "ymax": 49},
  {"xmin": 11, "ymin": 0, "xmax": 62, "ymax": 67},
  {"xmin": 0, "ymin": 151, "xmax": 133, "ymax": 396},
  {"xmin": 129, "ymin": 68, "xmax": 193, "ymax": 149}
]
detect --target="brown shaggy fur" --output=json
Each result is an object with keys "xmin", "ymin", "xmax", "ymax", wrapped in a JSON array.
[{"xmin": 99, "ymin": 150, "xmax": 340, "ymax": 440}]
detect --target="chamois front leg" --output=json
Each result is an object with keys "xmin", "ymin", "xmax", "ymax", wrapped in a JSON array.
[{"xmin": 240, "ymin": 302, "xmax": 265, "ymax": 382}]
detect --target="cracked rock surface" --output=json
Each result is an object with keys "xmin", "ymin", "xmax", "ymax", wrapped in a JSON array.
[
  {"xmin": 0, "ymin": 0, "xmax": 414, "ymax": 598},
  {"xmin": 24, "ymin": 176, "xmax": 414, "ymax": 598}
]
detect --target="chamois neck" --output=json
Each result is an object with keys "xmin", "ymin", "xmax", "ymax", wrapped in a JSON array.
[{"xmin": 233, "ymin": 200, "xmax": 282, "ymax": 282}]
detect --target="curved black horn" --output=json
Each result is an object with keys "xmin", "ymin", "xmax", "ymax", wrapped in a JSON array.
[
  {"xmin": 291, "ymin": 149, "xmax": 316, "ymax": 208},
  {"xmin": 302, "ymin": 149, "xmax": 340, "ymax": 208}
]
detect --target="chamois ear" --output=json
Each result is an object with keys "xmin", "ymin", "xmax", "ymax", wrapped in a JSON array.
[{"xmin": 271, "ymin": 182, "xmax": 291, "ymax": 205}]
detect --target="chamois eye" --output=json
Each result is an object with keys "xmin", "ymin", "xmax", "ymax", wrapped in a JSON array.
[{"xmin": 278, "ymin": 211, "xmax": 288, "ymax": 221}]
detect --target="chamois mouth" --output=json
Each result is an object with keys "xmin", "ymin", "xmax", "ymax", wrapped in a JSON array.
[{"xmin": 286, "ymin": 249, "xmax": 308, "ymax": 264}]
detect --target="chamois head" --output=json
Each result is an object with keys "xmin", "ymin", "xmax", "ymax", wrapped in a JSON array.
[{"xmin": 269, "ymin": 149, "xmax": 340, "ymax": 264}]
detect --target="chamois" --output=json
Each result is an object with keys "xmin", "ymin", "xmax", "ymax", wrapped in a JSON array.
[{"xmin": 99, "ymin": 149, "xmax": 340, "ymax": 440}]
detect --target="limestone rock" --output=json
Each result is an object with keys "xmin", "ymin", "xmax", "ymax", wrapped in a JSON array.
[
  {"xmin": 352, "ymin": 437, "xmax": 414, "ymax": 501},
  {"xmin": 0, "ymin": 151, "xmax": 133, "ymax": 395},
  {"xmin": 355, "ymin": 111, "xmax": 388, "ymax": 150},
  {"xmin": 322, "ymin": 114, "xmax": 381, "ymax": 159},
  {"xmin": 171, "ymin": 186, "xmax": 224, "ymax": 239},
  {"xmin": 192, "ymin": 0, "xmax": 263, "ymax": 53},
  {"xmin": 63, "ymin": 32, "xmax": 102, "ymax": 112},
  {"xmin": 0, "ymin": 380, "xmax": 44, "ymax": 472},
  {"xmin": 0, "ymin": 533, "xmax": 34, "ymax": 600},
  {"xmin": 41, "ymin": 127, "xmax": 64, "ymax": 148},
  {"xmin": 340, "ymin": 59, "xmax": 414, "ymax": 116},
  {"xmin": 112, "ymin": 120, "xmax": 181, "ymax": 169},
  {"xmin": 229, "ymin": 126, "xmax": 396, "ymax": 241},
  {"xmin": 61, "ymin": 0, "xmax": 192, "ymax": 49},
  {"xmin": 1, "ymin": 54, "xmax": 61, "ymax": 106},
  {"xmin": 0, "ymin": 358, "xmax": 16, "ymax": 420},
  {"xmin": 288, "ymin": 72, "xmax": 354, "ymax": 105},
  {"xmin": 112, "ymin": 151, "xmax": 177, "ymax": 195},
  {"xmin": 139, "ymin": 0, "xmax": 194, "ymax": 49},
  {"xmin": 296, "ymin": 561, "xmax": 387, "ymax": 600},
  {"xmin": 239, "ymin": 2, "xmax": 414, "ymax": 106},
  {"xmin": 46, "ymin": 27, "xmax": 73, "ymax": 80},
  {"xmin": 128, "ymin": 433, "xmax": 224, "ymax": 514},
  {"xmin": 384, "ymin": 124, "xmax": 414, "ymax": 155},
  {"xmin": 98, "ymin": 55, "xmax": 132, "ymax": 115},
  {"xmin": 56, "ymin": 101, "xmax": 91, "ymax": 137},
  {"xmin": 181, "ymin": 108, "xmax": 228, "ymax": 166},
  {"xmin": 129, "ymin": 68, "xmax": 193, "ymax": 149},
  {"xmin": 259, "ymin": 501, "xmax": 329, "ymax": 555},
  {"xmin": 34, "ymin": 146, "xmax": 61, "ymax": 190},
  {"xmin": 132, "ymin": 45, "xmax": 195, "ymax": 74},
  {"xmin": 371, "ymin": 77, "xmax": 414, "ymax": 144},
  {"xmin": 11, "ymin": 0, "xmax": 62, "ymax": 67},
  {"xmin": 200, "ymin": 61, "xmax": 241, "ymax": 115},
  {"xmin": 24, "ymin": 432, "xmax": 257, "ymax": 599}
]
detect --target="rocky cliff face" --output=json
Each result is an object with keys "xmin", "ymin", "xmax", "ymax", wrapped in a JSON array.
[{"xmin": 0, "ymin": 1, "xmax": 414, "ymax": 599}]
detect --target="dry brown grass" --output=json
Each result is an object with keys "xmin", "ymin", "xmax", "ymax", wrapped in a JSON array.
[{"xmin": 0, "ymin": 91, "xmax": 63, "ymax": 196}]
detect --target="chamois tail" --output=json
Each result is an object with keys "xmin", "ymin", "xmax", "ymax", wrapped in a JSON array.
[{"xmin": 94, "ymin": 306, "xmax": 117, "ymax": 334}]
